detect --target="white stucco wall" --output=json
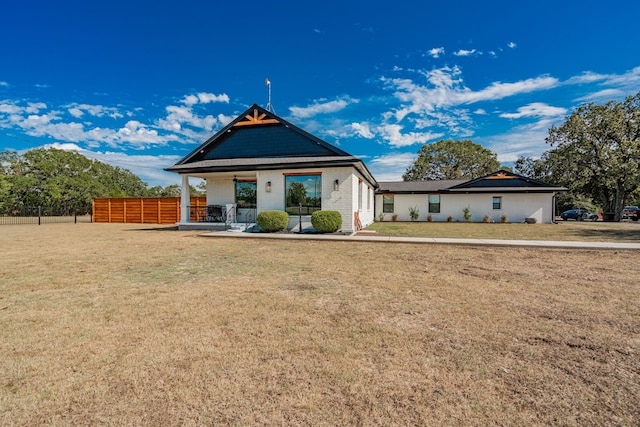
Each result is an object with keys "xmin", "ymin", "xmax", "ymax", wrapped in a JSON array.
[
  {"xmin": 206, "ymin": 178, "xmax": 235, "ymax": 205},
  {"xmin": 375, "ymin": 192, "xmax": 556, "ymax": 224}
]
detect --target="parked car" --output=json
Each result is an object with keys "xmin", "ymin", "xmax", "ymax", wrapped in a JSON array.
[
  {"xmin": 622, "ymin": 206, "xmax": 640, "ymax": 221},
  {"xmin": 560, "ymin": 209, "xmax": 599, "ymax": 221}
]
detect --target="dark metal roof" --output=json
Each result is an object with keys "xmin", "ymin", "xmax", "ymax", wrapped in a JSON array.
[
  {"xmin": 376, "ymin": 170, "xmax": 567, "ymax": 194},
  {"xmin": 376, "ymin": 180, "xmax": 465, "ymax": 194},
  {"xmin": 166, "ymin": 156, "xmax": 374, "ymax": 181},
  {"xmin": 166, "ymin": 104, "xmax": 377, "ymax": 187},
  {"xmin": 445, "ymin": 170, "xmax": 567, "ymax": 193}
]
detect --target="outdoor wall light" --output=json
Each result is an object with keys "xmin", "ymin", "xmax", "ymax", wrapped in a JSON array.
[
  {"xmin": 334, "ymin": 179, "xmax": 340, "ymax": 191},
  {"xmin": 266, "ymin": 181, "xmax": 272, "ymax": 192}
]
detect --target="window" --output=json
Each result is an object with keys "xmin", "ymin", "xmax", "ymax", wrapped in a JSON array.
[
  {"xmin": 492, "ymin": 196, "xmax": 502, "ymax": 210},
  {"xmin": 428, "ymin": 194, "xmax": 441, "ymax": 213},
  {"xmin": 358, "ymin": 179, "xmax": 363, "ymax": 211},
  {"xmin": 383, "ymin": 195, "xmax": 394, "ymax": 213},
  {"xmin": 285, "ymin": 174, "xmax": 321, "ymax": 214},
  {"xmin": 367, "ymin": 186, "xmax": 371, "ymax": 211},
  {"xmin": 235, "ymin": 181, "xmax": 256, "ymax": 208}
]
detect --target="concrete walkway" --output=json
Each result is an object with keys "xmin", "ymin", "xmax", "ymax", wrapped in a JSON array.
[{"xmin": 200, "ymin": 230, "xmax": 640, "ymax": 250}]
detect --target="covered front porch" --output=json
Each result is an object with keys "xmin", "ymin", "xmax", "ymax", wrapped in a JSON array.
[{"xmin": 177, "ymin": 172, "xmax": 259, "ymax": 231}]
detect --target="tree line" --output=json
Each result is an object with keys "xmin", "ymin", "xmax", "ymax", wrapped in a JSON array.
[
  {"xmin": 2, "ymin": 92, "xmax": 638, "ymax": 219},
  {"xmin": 0, "ymin": 148, "xmax": 200, "ymax": 215},
  {"xmin": 403, "ymin": 92, "xmax": 640, "ymax": 220}
]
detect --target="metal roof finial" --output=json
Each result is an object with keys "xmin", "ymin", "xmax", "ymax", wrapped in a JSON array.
[{"xmin": 265, "ymin": 78, "xmax": 276, "ymax": 114}]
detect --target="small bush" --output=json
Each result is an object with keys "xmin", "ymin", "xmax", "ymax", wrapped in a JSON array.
[
  {"xmin": 409, "ymin": 206, "xmax": 419, "ymax": 221},
  {"xmin": 377, "ymin": 212, "xmax": 385, "ymax": 222},
  {"xmin": 483, "ymin": 214, "xmax": 491, "ymax": 223},
  {"xmin": 463, "ymin": 206, "xmax": 472, "ymax": 222},
  {"xmin": 501, "ymin": 214, "xmax": 508, "ymax": 223},
  {"xmin": 257, "ymin": 210, "xmax": 289, "ymax": 232},
  {"xmin": 447, "ymin": 215, "xmax": 453, "ymax": 222},
  {"xmin": 427, "ymin": 214, "xmax": 433, "ymax": 222},
  {"xmin": 392, "ymin": 214, "xmax": 398, "ymax": 221},
  {"xmin": 311, "ymin": 210, "xmax": 342, "ymax": 233}
]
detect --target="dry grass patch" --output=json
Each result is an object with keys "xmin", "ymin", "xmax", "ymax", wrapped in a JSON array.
[
  {"xmin": 1, "ymin": 223, "xmax": 638, "ymax": 425},
  {"xmin": 367, "ymin": 220, "xmax": 640, "ymax": 242}
]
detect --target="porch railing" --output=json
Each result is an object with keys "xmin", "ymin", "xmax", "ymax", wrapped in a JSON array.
[
  {"xmin": 188, "ymin": 205, "xmax": 227, "ymax": 223},
  {"xmin": 187, "ymin": 205, "xmax": 257, "ymax": 230}
]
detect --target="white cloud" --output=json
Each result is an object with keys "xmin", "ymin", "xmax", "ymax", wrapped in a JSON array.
[
  {"xmin": 181, "ymin": 92, "xmax": 229, "ymax": 106},
  {"xmin": 383, "ymin": 67, "xmax": 559, "ymax": 129},
  {"xmin": 427, "ymin": 47, "xmax": 444, "ymax": 58},
  {"xmin": 499, "ymin": 103, "xmax": 567, "ymax": 119},
  {"xmin": 157, "ymin": 105, "xmax": 218, "ymax": 134},
  {"xmin": 116, "ymin": 120, "xmax": 165, "ymax": 147},
  {"xmin": 289, "ymin": 97, "xmax": 358, "ymax": 119},
  {"xmin": 368, "ymin": 152, "xmax": 418, "ymax": 181},
  {"xmin": 68, "ymin": 107, "xmax": 84, "ymax": 118},
  {"xmin": 454, "ymin": 49, "xmax": 480, "ymax": 57},
  {"xmin": 197, "ymin": 92, "xmax": 229, "ymax": 104},
  {"xmin": 565, "ymin": 71, "xmax": 609, "ymax": 85},
  {"xmin": 181, "ymin": 95, "xmax": 199, "ymax": 106},
  {"xmin": 65, "ymin": 103, "xmax": 124, "ymax": 119},
  {"xmin": 460, "ymin": 77, "xmax": 559, "ymax": 104},
  {"xmin": 478, "ymin": 125, "xmax": 551, "ymax": 164},
  {"xmin": 379, "ymin": 124, "xmax": 443, "ymax": 148},
  {"xmin": 564, "ymin": 67, "xmax": 640, "ymax": 103},
  {"xmin": 25, "ymin": 102, "xmax": 47, "ymax": 114},
  {"xmin": 0, "ymin": 101, "xmax": 22, "ymax": 115},
  {"xmin": 575, "ymin": 89, "xmax": 625, "ymax": 102},
  {"xmin": 507, "ymin": 42, "xmax": 517, "ymax": 49},
  {"xmin": 0, "ymin": 81, "xmax": 9, "ymax": 87},
  {"xmin": 351, "ymin": 122, "xmax": 375, "ymax": 139}
]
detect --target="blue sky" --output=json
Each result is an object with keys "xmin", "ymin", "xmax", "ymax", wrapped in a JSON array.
[{"xmin": 1, "ymin": 0, "xmax": 639, "ymax": 186}]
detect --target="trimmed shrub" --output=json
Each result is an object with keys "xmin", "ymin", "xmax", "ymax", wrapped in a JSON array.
[
  {"xmin": 257, "ymin": 210, "xmax": 289, "ymax": 232},
  {"xmin": 311, "ymin": 210, "xmax": 342, "ymax": 233},
  {"xmin": 409, "ymin": 206, "xmax": 419, "ymax": 221}
]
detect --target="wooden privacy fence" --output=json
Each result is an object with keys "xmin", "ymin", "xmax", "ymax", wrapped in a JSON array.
[{"xmin": 92, "ymin": 197, "xmax": 206, "ymax": 224}]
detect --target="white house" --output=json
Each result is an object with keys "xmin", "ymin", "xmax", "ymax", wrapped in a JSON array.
[
  {"xmin": 167, "ymin": 105, "xmax": 566, "ymax": 231},
  {"xmin": 166, "ymin": 104, "xmax": 377, "ymax": 232},
  {"xmin": 375, "ymin": 171, "xmax": 567, "ymax": 224}
]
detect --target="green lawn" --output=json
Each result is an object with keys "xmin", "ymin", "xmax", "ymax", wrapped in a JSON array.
[{"xmin": 364, "ymin": 220, "xmax": 640, "ymax": 242}]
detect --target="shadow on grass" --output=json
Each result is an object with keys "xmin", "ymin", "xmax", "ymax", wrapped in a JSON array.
[
  {"xmin": 567, "ymin": 227, "xmax": 640, "ymax": 242},
  {"xmin": 129, "ymin": 226, "xmax": 180, "ymax": 232}
]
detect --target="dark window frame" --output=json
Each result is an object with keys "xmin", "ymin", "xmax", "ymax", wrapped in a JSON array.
[
  {"xmin": 492, "ymin": 196, "xmax": 502, "ymax": 210},
  {"xmin": 284, "ymin": 173, "xmax": 322, "ymax": 215},
  {"xmin": 382, "ymin": 194, "xmax": 394, "ymax": 213},
  {"xmin": 235, "ymin": 180, "xmax": 257, "ymax": 209},
  {"xmin": 428, "ymin": 194, "xmax": 441, "ymax": 213}
]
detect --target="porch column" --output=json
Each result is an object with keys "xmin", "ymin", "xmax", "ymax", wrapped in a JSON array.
[{"xmin": 180, "ymin": 175, "xmax": 190, "ymax": 223}]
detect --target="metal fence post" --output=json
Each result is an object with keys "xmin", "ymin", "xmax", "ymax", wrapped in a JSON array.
[{"xmin": 38, "ymin": 206, "xmax": 41, "ymax": 225}]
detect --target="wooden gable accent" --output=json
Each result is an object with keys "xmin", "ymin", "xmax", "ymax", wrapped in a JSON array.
[
  {"xmin": 233, "ymin": 108, "xmax": 280, "ymax": 127},
  {"xmin": 486, "ymin": 171, "xmax": 516, "ymax": 179}
]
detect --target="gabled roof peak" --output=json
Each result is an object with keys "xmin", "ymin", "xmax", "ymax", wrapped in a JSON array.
[
  {"xmin": 232, "ymin": 104, "xmax": 280, "ymax": 127},
  {"xmin": 170, "ymin": 103, "xmax": 355, "ymax": 166}
]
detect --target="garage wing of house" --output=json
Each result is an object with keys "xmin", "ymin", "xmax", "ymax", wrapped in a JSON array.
[{"xmin": 375, "ymin": 170, "xmax": 567, "ymax": 224}]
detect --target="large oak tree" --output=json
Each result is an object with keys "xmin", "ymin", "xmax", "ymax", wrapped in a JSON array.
[
  {"xmin": 0, "ymin": 148, "xmax": 150, "ymax": 213},
  {"xmin": 403, "ymin": 139, "xmax": 502, "ymax": 181},
  {"xmin": 544, "ymin": 92, "xmax": 640, "ymax": 220}
]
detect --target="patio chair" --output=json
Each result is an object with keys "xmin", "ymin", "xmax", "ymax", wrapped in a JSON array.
[{"xmin": 206, "ymin": 205, "xmax": 225, "ymax": 222}]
